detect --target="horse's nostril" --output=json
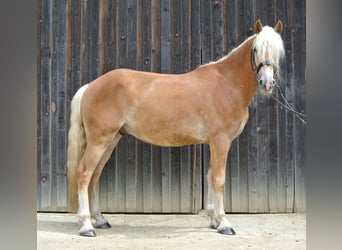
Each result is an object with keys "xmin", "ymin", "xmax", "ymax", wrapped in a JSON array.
[{"xmin": 259, "ymin": 80, "xmax": 263, "ymax": 85}]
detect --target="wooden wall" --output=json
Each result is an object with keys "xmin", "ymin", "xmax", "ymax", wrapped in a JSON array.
[{"xmin": 37, "ymin": 0, "xmax": 306, "ymax": 213}]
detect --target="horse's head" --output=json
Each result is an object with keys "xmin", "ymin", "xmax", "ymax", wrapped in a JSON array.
[{"xmin": 252, "ymin": 19, "xmax": 285, "ymax": 96}]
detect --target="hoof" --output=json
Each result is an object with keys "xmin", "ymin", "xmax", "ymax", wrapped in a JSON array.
[
  {"xmin": 80, "ymin": 229, "xmax": 96, "ymax": 237},
  {"xmin": 95, "ymin": 222, "xmax": 111, "ymax": 229},
  {"xmin": 218, "ymin": 227, "xmax": 236, "ymax": 235}
]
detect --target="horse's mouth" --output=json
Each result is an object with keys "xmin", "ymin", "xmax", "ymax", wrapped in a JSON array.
[{"xmin": 260, "ymin": 87, "xmax": 274, "ymax": 96}]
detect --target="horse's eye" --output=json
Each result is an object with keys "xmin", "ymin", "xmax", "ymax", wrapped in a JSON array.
[{"xmin": 253, "ymin": 48, "xmax": 257, "ymax": 53}]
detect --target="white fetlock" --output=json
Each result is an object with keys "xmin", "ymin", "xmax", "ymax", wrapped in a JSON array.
[{"xmin": 79, "ymin": 219, "xmax": 95, "ymax": 234}]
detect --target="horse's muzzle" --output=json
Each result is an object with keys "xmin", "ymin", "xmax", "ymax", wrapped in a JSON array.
[
  {"xmin": 259, "ymin": 79, "xmax": 275, "ymax": 96},
  {"xmin": 258, "ymin": 67, "xmax": 275, "ymax": 95}
]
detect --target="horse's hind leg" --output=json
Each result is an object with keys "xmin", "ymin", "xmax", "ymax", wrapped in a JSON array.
[
  {"xmin": 88, "ymin": 133, "xmax": 121, "ymax": 229},
  {"xmin": 76, "ymin": 141, "xmax": 112, "ymax": 237},
  {"xmin": 207, "ymin": 135, "xmax": 236, "ymax": 235}
]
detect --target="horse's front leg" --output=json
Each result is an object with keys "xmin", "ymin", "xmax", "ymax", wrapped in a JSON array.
[{"xmin": 207, "ymin": 136, "xmax": 236, "ymax": 235}]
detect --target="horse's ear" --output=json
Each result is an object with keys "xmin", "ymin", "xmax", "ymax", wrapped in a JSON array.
[
  {"xmin": 274, "ymin": 20, "xmax": 283, "ymax": 34},
  {"xmin": 254, "ymin": 19, "xmax": 263, "ymax": 34}
]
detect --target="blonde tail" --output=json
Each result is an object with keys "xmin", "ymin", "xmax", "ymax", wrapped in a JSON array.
[{"xmin": 67, "ymin": 84, "xmax": 88, "ymax": 212}]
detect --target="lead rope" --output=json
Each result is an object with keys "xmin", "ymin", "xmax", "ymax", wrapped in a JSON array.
[{"xmin": 271, "ymin": 83, "xmax": 306, "ymax": 125}]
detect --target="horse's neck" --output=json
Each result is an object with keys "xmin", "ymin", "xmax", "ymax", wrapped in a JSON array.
[{"xmin": 216, "ymin": 36, "xmax": 258, "ymax": 107}]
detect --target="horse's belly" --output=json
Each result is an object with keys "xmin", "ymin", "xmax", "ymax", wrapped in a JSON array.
[{"xmin": 123, "ymin": 118, "xmax": 208, "ymax": 147}]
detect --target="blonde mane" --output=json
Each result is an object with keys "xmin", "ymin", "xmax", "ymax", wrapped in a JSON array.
[{"xmin": 205, "ymin": 25, "xmax": 284, "ymax": 76}]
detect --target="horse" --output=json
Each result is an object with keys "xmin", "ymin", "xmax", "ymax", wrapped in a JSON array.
[{"xmin": 67, "ymin": 19, "xmax": 285, "ymax": 237}]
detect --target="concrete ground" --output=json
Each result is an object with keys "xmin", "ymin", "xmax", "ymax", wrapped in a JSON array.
[{"xmin": 37, "ymin": 212, "xmax": 305, "ymax": 250}]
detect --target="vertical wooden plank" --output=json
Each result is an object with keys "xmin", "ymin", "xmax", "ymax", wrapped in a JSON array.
[
  {"xmin": 69, "ymin": 0, "xmax": 82, "ymax": 95},
  {"xmin": 171, "ymin": 148, "xmax": 181, "ymax": 212},
  {"xmin": 113, "ymin": 139, "xmax": 126, "ymax": 211},
  {"xmin": 226, "ymin": 0, "xmax": 238, "ymax": 51},
  {"xmin": 127, "ymin": 0, "xmax": 137, "ymax": 70},
  {"xmin": 235, "ymin": 0, "xmax": 245, "ymax": 44},
  {"xmin": 55, "ymin": 0, "xmax": 68, "ymax": 209},
  {"xmin": 160, "ymin": 147, "xmax": 171, "ymax": 213},
  {"xmin": 236, "ymin": 128, "xmax": 249, "ymax": 212},
  {"xmin": 151, "ymin": 0, "xmax": 161, "ymax": 72},
  {"xmin": 291, "ymin": 0, "xmax": 306, "ymax": 213},
  {"xmin": 142, "ymin": 141, "xmax": 153, "ymax": 213},
  {"xmin": 180, "ymin": 145, "xmax": 192, "ymax": 212},
  {"xmin": 221, "ymin": 0, "xmax": 227, "ymax": 54},
  {"xmin": 284, "ymin": 0, "xmax": 296, "ymax": 213},
  {"xmin": 49, "ymin": 0, "xmax": 59, "ymax": 210},
  {"xmin": 193, "ymin": 144, "xmax": 203, "ymax": 213},
  {"xmin": 88, "ymin": 0, "xmax": 100, "ymax": 80},
  {"xmin": 98, "ymin": 0, "xmax": 107, "ymax": 75},
  {"xmin": 200, "ymin": 0, "xmax": 212, "ymax": 64},
  {"xmin": 190, "ymin": 0, "xmax": 201, "ymax": 70},
  {"xmin": 180, "ymin": 0, "xmax": 190, "ymax": 72},
  {"xmin": 39, "ymin": 0, "xmax": 53, "ymax": 211},
  {"xmin": 211, "ymin": 0, "xmax": 223, "ymax": 61},
  {"xmin": 80, "ymin": 0, "xmax": 89, "ymax": 84},
  {"xmin": 105, "ymin": 0, "xmax": 117, "ymax": 72}
]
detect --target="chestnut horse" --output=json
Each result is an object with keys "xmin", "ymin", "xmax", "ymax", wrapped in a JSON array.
[{"xmin": 67, "ymin": 20, "xmax": 285, "ymax": 237}]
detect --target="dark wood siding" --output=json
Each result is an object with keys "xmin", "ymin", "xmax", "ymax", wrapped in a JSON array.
[{"xmin": 38, "ymin": 0, "xmax": 306, "ymax": 213}]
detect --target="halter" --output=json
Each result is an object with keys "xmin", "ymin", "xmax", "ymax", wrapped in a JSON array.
[{"xmin": 251, "ymin": 47, "xmax": 276, "ymax": 81}]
